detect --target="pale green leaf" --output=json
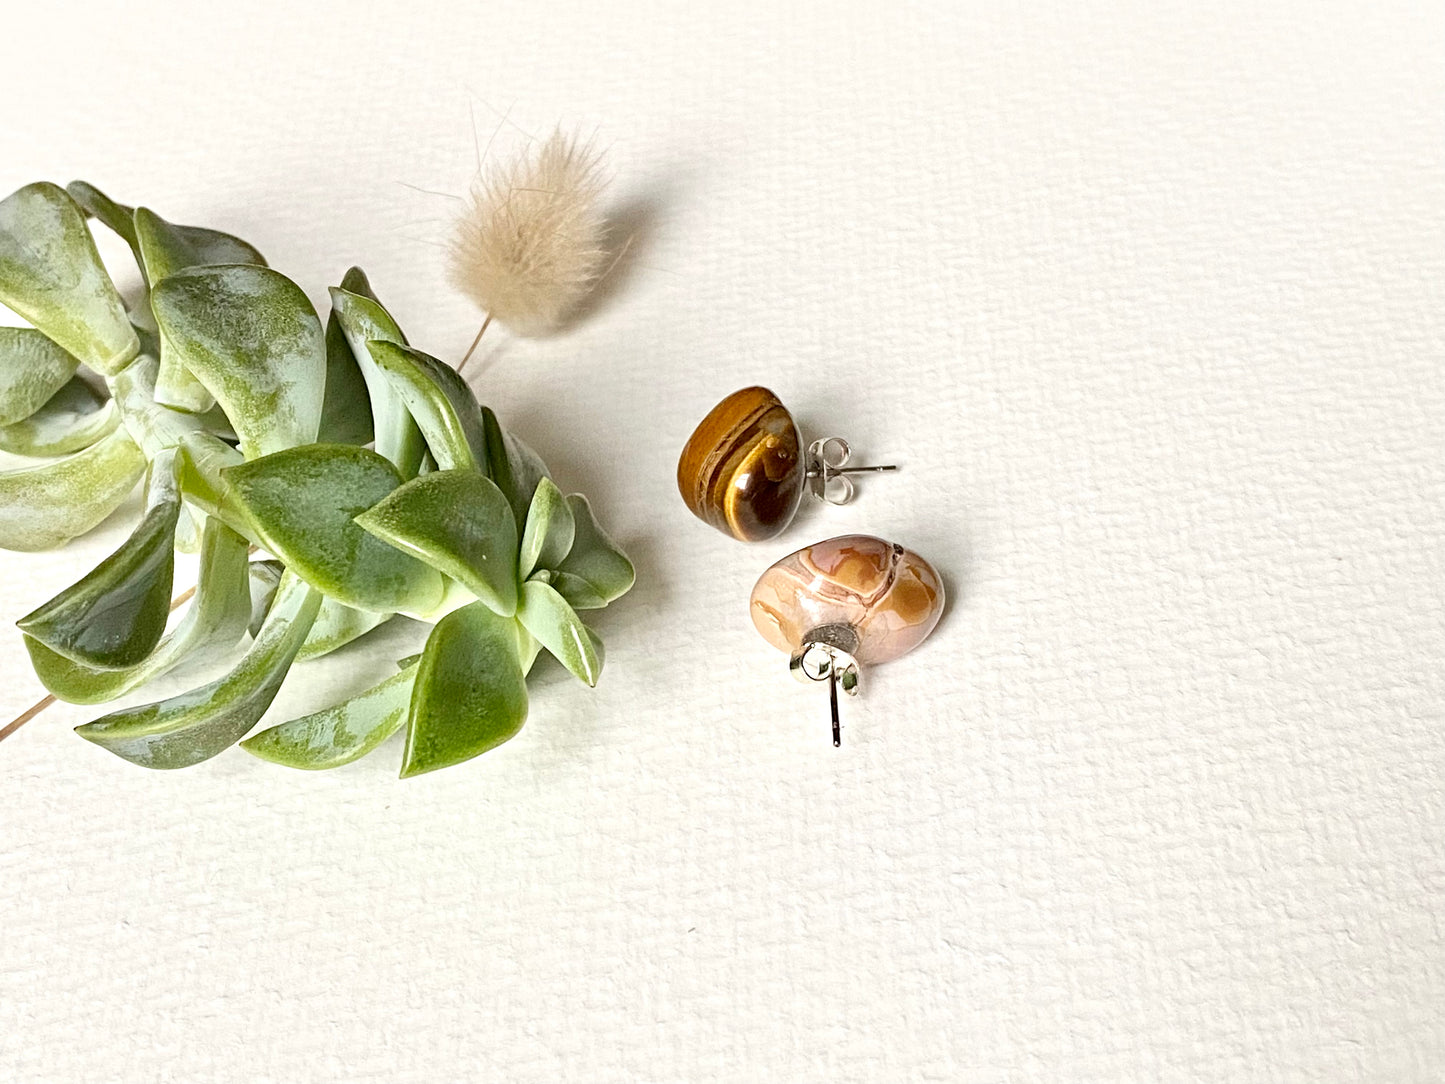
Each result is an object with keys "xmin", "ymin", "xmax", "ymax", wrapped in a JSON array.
[
  {"xmin": 175, "ymin": 431, "xmax": 245, "ymax": 523},
  {"xmin": 517, "ymin": 578, "xmax": 603, "ymax": 687},
  {"xmin": 0, "ymin": 379, "xmax": 116, "ymax": 457},
  {"xmin": 297, "ymin": 598, "xmax": 390, "ymax": 662},
  {"xmin": 355, "ymin": 468, "xmax": 518, "ymax": 618},
  {"xmin": 152, "ymin": 351, "xmax": 214, "ymax": 414},
  {"xmin": 242, "ymin": 662, "xmax": 417, "ymax": 770},
  {"xmin": 0, "ymin": 425, "xmax": 144, "ymax": 551},
  {"xmin": 366, "ymin": 340, "xmax": 487, "ymax": 472},
  {"xmin": 329, "ymin": 269, "xmax": 424, "ymax": 474},
  {"xmin": 543, "ymin": 570, "xmax": 609, "ymax": 611},
  {"xmin": 518, "ymin": 476, "xmax": 575, "ymax": 579},
  {"xmin": 75, "ymin": 572, "xmax": 322, "ymax": 769},
  {"xmin": 133, "ymin": 205, "xmax": 265, "ymax": 285},
  {"xmin": 247, "ymin": 559, "xmax": 284, "ymax": 638},
  {"xmin": 172, "ymin": 503, "xmax": 201, "ymax": 554},
  {"xmin": 555, "ymin": 493, "xmax": 635, "ymax": 604},
  {"xmin": 24, "ymin": 516, "xmax": 252, "ymax": 704},
  {"xmin": 400, "ymin": 602, "xmax": 529, "ymax": 778},
  {"xmin": 66, "ymin": 180, "xmax": 139, "ymax": 254},
  {"xmin": 0, "ymin": 326, "xmax": 79, "ymax": 425},
  {"xmin": 222, "ymin": 443, "xmax": 445, "ymax": 614},
  {"xmin": 108, "ymin": 353, "xmax": 208, "ymax": 456},
  {"xmin": 135, "ymin": 205, "xmax": 266, "ymax": 414},
  {"xmin": 0, "ymin": 182, "xmax": 138, "ymax": 374},
  {"xmin": 150, "ymin": 264, "xmax": 324, "ymax": 459}
]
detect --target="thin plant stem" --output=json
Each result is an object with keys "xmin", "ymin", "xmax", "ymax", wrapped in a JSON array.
[{"xmin": 457, "ymin": 313, "xmax": 493, "ymax": 373}]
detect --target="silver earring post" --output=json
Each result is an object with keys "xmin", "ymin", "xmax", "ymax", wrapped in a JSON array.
[
  {"xmin": 804, "ymin": 437, "xmax": 898, "ymax": 505},
  {"xmin": 790, "ymin": 624, "xmax": 862, "ymax": 746}
]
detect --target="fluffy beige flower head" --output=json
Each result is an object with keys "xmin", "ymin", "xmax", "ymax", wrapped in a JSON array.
[{"xmin": 449, "ymin": 129, "xmax": 608, "ymax": 337}]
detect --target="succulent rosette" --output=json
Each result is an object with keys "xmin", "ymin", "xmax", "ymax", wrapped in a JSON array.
[{"xmin": 0, "ymin": 180, "xmax": 632, "ymax": 776}]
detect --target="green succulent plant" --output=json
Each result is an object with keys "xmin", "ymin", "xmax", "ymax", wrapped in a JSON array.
[{"xmin": 0, "ymin": 180, "xmax": 633, "ymax": 776}]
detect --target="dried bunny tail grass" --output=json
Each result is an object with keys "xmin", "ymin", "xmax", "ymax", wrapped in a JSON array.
[{"xmin": 448, "ymin": 128, "xmax": 609, "ymax": 337}]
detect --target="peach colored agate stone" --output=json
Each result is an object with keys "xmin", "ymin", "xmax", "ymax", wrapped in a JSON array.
[{"xmin": 749, "ymin": 534, "xmax": 944, "ymax": 666}]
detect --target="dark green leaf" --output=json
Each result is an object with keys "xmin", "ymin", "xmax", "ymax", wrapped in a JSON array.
[
  {"xmin": 17, "ymin": 449, "xmax": 181, "ymax": 667},
  {"xmin": 318, "ymin": 291, "xmax": 375, "ymax": 445},
  {"xmin": 355, "ymin": 468, "xmax": 518, "ymax": 617},
  {"xmin": 222, "ymin": 443, "xmax": 445, "ymax": 614},
  {"xmin": 24, "ymin": 516, "xmax": 252, "ymax": 704},
  {"xmin": 481, "ymin": 405, "xmax": 549, "ymax": 532},
  {"xmin": 401, "ymin": 602, "xmax": 529, "ymax": 777}
]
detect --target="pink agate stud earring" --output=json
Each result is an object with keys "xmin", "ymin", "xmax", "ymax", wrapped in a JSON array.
[{"xmin": 750, "ymin": 534, "xmax": 945, "ymax": 746}]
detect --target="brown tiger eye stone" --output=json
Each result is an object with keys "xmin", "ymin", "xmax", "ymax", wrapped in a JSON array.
[
  {"xmin": 677, "ymin": 386, "xmax": 805, "ymax": 542},
  {"xmin": 750, "ymin": 534, "xmax": 945, "ymax": 665}
]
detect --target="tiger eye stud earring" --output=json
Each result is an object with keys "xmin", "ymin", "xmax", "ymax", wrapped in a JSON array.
[
  {"xmin": 676, "ymin": 386, "xmax": 897, "ymax": 542},
  {"xmin": 750, "ymin": 534, "xmax": 945, "ymax": 746}
]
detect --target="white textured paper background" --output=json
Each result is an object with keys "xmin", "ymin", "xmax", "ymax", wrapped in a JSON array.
[{"xmin": 1, "ymin": 2, "xmax": 1441, "ymax": 1081}]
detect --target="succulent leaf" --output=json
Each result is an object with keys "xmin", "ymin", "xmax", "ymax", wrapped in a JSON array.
[
  {"xmin": 133, "ymin": 205, "xmax": 265, "ymax": 286},
  {"xmin": 0, "ymin": 182, "xmax": 139, "ymax": 374},
  {"xmin": 150, "ymin": 264, "xmax": 325, "ymax": 459},
  {"xmin": 0, "ymin": 379, "xmax": 116, "ymax": 457},
  {"xmin": 242, "ymin": 661, "xmax": 418, "ymax": 770},
  {"xmin": 17, "ymin": 449, "xmax": 182, "ymax": 668},
  {"xmin": 555, "ymin": 493, "xmax": 635, "ymax": 604},
  {"xmin": 543, "ymin": 570, "xmax": 608, "ymax": 611},
  {"xmin": 23, "ymin": 516, "xmax": 253, "ymax": 704},
  {"xmin": 400, "ymin": 601, "xmax": 529, "ymax": 777},
  {"xmin": 318, "ymin": 292, "xmax": 375, "ymax": 446},
  {"xmin": 328, "ymin": 269, "xmax": 424, "ymax": 475},
  {"xmin": 0, "ymin": 425, "xmax": 144, "ymax": 551},
  {"xmin": 516, "ymin": 578, "xmax": 603, "ymax": 687},
  {"xmin": 298, "ymin": 599, "xmax": 391, "ymax": 662},
  {"xmin": 366, "ymin": 340, "xmax": 488, "ymax": 472},
  {"xmin": 246, "ymin": 559, "xmax": 284, "ymax": 638},
  {"xmin": 222, "ymin": 443, "xmax": 445, "ymax": 614},
  {"xmin": 74, "ymin": 572, "xmax": 322, "ymax": 769},
  {"xmin": 65, "ymin": 180, "xmax": 140, "ymax": 254},
  {"xmin": 109, "ymin": 353, "xmax": 210, "ymax": 455},
  {"xmin": 135, "ymin": 205, "xmax": 267, "ymax": 413},
  {"xmin": 0, "ymin": 326, "xmax": 81, "ymax": 425},
  {"xmin": 480, "ymin": 405, "xmax": 548, "ymax": 532},
  {"xmin": 518, "ymin": 476, "xmax": 575, "ymax": 579},
  {"xmin": 175, "ymin": 431, "xmax": 246, "ymax": 524},
  {"xmin": 355, "ymin": 468, "xmax": 518, "ymax": 618}
]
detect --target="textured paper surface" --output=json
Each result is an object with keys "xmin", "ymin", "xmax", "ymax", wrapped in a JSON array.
[{"xmin": 1, "ymin": 2, "xmax": 1441, "ymax": 1081}]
